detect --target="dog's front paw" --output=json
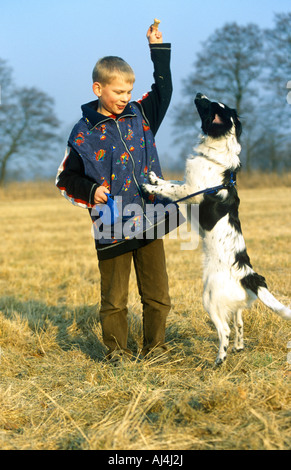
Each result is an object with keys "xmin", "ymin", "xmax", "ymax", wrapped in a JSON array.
[
  {"xmin": 142, "ymin": 183, "xmax": 156, "ymax": 195},
  {"xmin": 148, "ymin": 171, "xmax": 164, "ymax": 185},
  {"xmin": 148, "ymin": 171, "xmax": 158, "ymax": 184}
]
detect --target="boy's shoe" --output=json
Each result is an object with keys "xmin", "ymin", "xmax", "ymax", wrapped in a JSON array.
[
  {"xmin": 106, "ymin": 349, "xmax": 132, "ymax": 367},
  {"xmin": 143, "ymin": 346, "xmax": 169, "ymax": 364}
]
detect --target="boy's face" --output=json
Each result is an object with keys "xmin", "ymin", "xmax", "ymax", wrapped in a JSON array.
[{"xmin": 93, "ymin": 77, "xmax": 133, "ymax": 116}]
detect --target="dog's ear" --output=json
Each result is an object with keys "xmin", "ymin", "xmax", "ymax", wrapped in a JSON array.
[
  {"xmin": 231, "ymin": 109, "xmax": 242, "ymax": 139},
  {"xmin": 231, "ymin": 108, "xmax": 240, "ymax": 119}
]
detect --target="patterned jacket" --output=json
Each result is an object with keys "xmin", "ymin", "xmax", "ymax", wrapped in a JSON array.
[{"xmin": 56, "ymin": 43, "xmax": 183, "ymax": 259}]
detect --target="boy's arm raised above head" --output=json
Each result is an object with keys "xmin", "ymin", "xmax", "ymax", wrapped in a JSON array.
[{"xmin": 136, "ymin": 21, "xmax": 172, "ymax": 136}]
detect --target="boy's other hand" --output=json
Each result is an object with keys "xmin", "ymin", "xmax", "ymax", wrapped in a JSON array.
[
  {"xmin": 147, "ymin": 24, "xmax": 163, "ymax": 44},
  {"xmin": 94, "ymin": 185, "xmax": 110, "ymax": 204}
]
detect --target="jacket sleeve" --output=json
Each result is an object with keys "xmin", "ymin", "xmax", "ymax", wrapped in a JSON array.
[
  {"xmin": 137, "ymin": 43, "xmax": 172, "ymax": 136},
  {"xmin": 56, "ymin": 146, "xmax": 98, "ymax": 208}
]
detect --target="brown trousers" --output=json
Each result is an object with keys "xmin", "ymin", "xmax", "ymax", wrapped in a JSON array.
[{"xmin": 98, "ymin": 239, "xmax": 171, "ymax": 356}]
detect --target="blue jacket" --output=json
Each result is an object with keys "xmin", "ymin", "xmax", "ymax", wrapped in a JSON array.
[
  {"xmin": 68, "ymin": 101, "xmax": 163, "ymax": 212},
  {"xmin": 56, "ymin": 43, "xmax": 184, "ymax": 259}
]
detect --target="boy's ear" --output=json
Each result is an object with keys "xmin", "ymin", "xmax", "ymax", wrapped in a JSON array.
[{"xmin": 93, "ymin": 82, "xmax": 102, "ymax": 97}]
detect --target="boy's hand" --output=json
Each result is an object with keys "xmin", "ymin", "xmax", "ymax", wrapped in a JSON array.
[
  {"xmin": 147, "ymin": 23, "xmax": 163, "ymax": 44},
  {"xmin": 94, "ymin": 185, "xmax": 110, "ymax": 204}
]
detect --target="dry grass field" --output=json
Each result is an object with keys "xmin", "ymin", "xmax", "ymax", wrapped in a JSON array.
[{"xmin": 0, "ymin": 174, "xmax": 290, "ymax": 451}]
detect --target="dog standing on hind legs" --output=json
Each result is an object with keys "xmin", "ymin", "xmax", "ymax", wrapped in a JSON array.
[{"xmin": 143, "ymin": 93, "xmax": 291, "ymax": 365}]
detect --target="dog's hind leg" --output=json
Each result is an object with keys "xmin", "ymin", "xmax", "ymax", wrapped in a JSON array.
[
  {"xmin": 232, "ymin": 308, "xmax": 244, "ymax": 353},
  {"xmin": 208, "ymin": 309, "xmax": 231, "ymax": 365}
]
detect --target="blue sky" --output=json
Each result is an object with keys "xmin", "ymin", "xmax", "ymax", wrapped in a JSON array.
[{"xmin": 1, "ymin": 0, "xmax": 290, "ymax": 175}]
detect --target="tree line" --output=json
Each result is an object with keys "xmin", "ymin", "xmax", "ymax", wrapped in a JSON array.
[{"xmin": 0, "ymin": 12, "xmax": 290, "ymax": 184}]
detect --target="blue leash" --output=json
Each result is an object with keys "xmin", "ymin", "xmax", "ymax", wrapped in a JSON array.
[
  {"xmin": 173, "ymin": 172, "xmax": 236, "ymax": 204},
  {"xmin": 98, "ymin": 173, "xmax": 236, "ymax": 224}
]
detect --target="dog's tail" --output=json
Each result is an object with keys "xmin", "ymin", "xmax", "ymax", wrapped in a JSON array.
[
  {"xmin": 241, "ymin": 272, "xmax": 291, "ymax": 320},
  {"xmin": 257, "ymin": 287, "xmax": 291, "ymax": 320}
]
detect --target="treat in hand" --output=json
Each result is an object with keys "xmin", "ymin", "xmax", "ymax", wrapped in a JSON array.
[
  {"xmin": 152, "ymin": 18, "xmax": 161, "ymax": 29},
  {"xmin": 147, "ymin": 18, "xmax": 162, "ymax": 43}
]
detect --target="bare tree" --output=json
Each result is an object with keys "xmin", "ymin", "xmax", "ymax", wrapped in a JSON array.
[
  {"xmin": 172, "ymin": 22, "xmax": 266, "ymax": 171},
  {"xmin": 0, "ymin": 58, "xmax": 60, "ymax": 185},
  {"xmin": 262, "ymin": 13, "xmax": 291, "ymax": 171},
  {"xmin": 265, "ymin": 13, "xmax": 291, "ymax": 93}
]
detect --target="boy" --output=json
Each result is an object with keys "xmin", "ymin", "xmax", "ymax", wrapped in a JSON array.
[{"xmin": 56, "ymin": 23, "xmax": 181, "ymax": 365}]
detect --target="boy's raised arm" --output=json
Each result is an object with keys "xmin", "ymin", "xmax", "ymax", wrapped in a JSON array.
[{"xmin": 137, "ymin": 21, "xmax": 172, "ymax": 136}]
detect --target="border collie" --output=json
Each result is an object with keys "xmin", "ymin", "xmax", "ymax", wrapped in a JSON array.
[{"xmin": 143, "ymin": 93, "xmax": 291, "ymax": 365}]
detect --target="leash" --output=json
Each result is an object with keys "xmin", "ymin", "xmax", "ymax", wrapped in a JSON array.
[{"xmin": 172, "ymin": 172, "xmax": 236, "ymax": 204}]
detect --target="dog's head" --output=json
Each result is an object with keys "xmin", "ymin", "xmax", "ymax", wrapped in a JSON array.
[{"xmin": 194, "ymin": 93, "xmax": 242, "ymax": 141}]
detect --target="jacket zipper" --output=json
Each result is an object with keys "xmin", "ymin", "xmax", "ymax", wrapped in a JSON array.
[
  {"xmin": 115, "ymin": 118, "xmax": 152, "ymax": 226},
  {"xmin": 87, "ymin": 108, "xmax": 153, "ymax": 227}
]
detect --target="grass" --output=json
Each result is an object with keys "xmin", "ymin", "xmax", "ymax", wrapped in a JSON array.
[{"xmin": 0, "ymin": 175, "xmax": 290, "ymax": 450}]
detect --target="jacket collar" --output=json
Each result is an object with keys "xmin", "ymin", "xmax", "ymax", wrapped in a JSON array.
[{"xmin": 81, "ymin": 100, "xmax": 136, "ymax": 128}]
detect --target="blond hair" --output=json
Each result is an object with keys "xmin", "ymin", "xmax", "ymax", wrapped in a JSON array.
[{"xmin": 92, "ymin": 56, "xmax": 135, "ymax": 85}]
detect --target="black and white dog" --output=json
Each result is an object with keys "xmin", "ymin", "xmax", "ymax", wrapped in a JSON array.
[{"xmin": 143, "ymin": 93, "xmax": 291, "ymax": 365}]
